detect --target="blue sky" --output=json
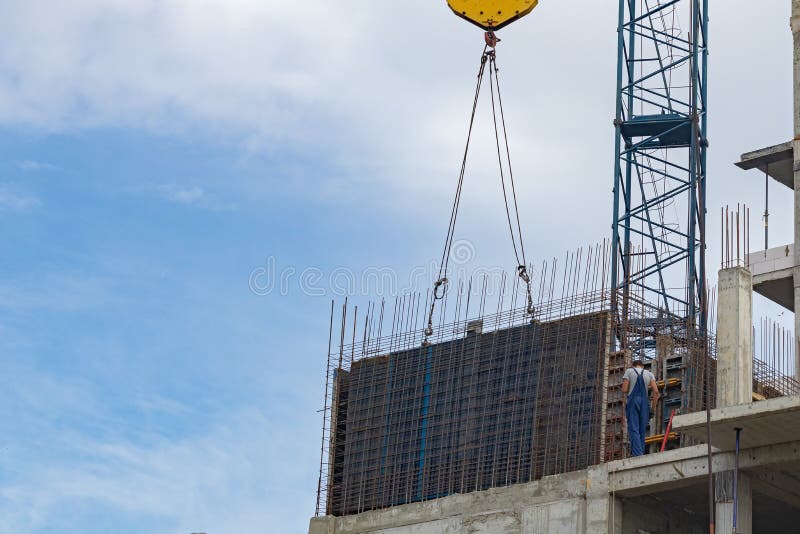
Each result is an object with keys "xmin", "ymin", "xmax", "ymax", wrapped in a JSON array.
[{"xmin": 0, "ymin": 2, "xmax": 795, "ymax": 533}]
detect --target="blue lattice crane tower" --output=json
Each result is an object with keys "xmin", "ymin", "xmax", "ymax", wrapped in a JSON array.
[{"xmin": 610, "ymin": 0, "xmax": 709, "ymax": 353}]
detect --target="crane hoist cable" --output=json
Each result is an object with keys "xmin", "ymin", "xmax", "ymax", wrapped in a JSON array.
[
  {"xmin": 424, "ymin": 34, "xmax": 534, "ymax": 344},
  {"xmin": 487, "ymin": 40, "xmax": 533, "ymax": 313}
]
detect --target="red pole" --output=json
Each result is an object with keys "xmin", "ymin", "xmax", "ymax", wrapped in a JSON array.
[{"xmin": 660, "ymin": 409, "xmax": 676, "ymax": 452}]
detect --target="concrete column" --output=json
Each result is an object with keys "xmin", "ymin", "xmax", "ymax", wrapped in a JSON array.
[
  {"xmin": 586, "ymin": 465, "xmax": 623, "ymax": 534},
  {"xmin": 794, "ymin": 268, "xmax": 800, "ymax": 382},
  {"xmin": 716, "ymin": 267, "xmax": 753, "ymax": 407},
  {"xmin": 793, "ymin": 0, "xmax": 800, "ymax": 134},
  {"xmin": 715, "ymin": 471, "xmax": 752, "ymax": 534},
  {"xmin": 716, "ymin": 267, "xmax": 754, "ymax": 532},
  {"xmin": 793, "ymin": 0, "xmax": 800, "ymax": 381},
  {"xmin": 309, "ymin": 516, "xmax": 335, "ymax": 534}
]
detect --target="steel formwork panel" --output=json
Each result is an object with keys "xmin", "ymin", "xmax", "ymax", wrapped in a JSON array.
[{"xmin": 326, "ymin": 312, "xmax": 610, "ymax": 516}]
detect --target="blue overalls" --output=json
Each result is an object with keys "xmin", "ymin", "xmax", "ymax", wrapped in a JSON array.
[{"xmin": 626, "ymin": 369, "xmax": 649, "ymax": 457}]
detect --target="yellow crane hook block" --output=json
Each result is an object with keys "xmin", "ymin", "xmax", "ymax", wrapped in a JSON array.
[{"xmin": 446, "ymin": 0, "xmax": 538, "ymax": 31}]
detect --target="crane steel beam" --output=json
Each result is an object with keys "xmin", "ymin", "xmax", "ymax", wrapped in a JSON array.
[{"xmin": 610, "ymin": 0, "xmax": 709, "ymax": 347}]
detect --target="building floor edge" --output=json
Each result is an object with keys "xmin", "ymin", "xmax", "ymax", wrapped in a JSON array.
[{"xmin": 310, "ymin": 406, "xmax": 800, "ymax": 533}]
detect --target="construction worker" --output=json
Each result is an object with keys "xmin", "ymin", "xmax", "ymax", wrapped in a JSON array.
[{"xmin": 622, "ymin": 358, "xmax": 660, "ymax": 457}]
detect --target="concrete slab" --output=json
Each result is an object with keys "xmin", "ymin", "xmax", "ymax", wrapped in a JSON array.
[
  {"xmin": 607, "ymin": 445, "xmax": 715, "ymax": 496},
  {"xmin": 753, "ymin": 270, "xmax": 794, "ymax": 311},
  {"xmin": 672, "ymin": 395, "xmax": 800, "ymax": 450},
  {"xmin": 735, "ymin": 141, "xmax": 794, "ymax": 189},
  {"xmin": 747, "ymin": 244, "xmax": 795, "ymax": 277},
  {"xmin": 608, "ymin": 440, "xmax": 800, "ymax": 497},
  {"xmin": 745, "ymin": 245, "xmax": 795, "ymax": 310}
]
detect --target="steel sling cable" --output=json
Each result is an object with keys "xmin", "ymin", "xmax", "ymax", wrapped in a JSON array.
[
  {"xmin": 424, "ymin": 45, "xmax": 490, "ymax": 343},
  {"xmin": 488, "ymin": 51, "xmax": 535, "ymax": 317},
  {"xmin": 425, "ymin": 39, "xmax": 535, "ymax": 344}
]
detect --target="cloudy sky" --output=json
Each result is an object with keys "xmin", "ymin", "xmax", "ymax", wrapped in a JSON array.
[{"xmin": 0, "ymin": 2, "xmax": 794, "ymax": 533}]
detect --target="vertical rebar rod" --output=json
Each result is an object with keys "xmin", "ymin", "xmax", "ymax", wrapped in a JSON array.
[
  {"xmin": 765, "ymin": 165, "xmax": 770, "ymax": 257},
  {"xmin": 733, "ymin": 427, "xmax": 742, "ymax": 531},
  {"xmin": 736, "ymin": 203, "xmax": 740, "ymax": 265},
  {"xmin": 316, "ymin": 300, "xmax": 336, "ymax": 516}
]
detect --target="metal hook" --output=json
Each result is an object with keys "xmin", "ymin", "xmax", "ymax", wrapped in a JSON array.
[{"xmin": 484, "ymin": 31, "xmax": 501, "ymax": 48}]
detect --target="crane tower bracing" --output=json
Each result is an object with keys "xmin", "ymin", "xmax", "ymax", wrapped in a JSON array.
[
  {"xmin": 446, "ymin": 0, "xmax": 538, "ymax": 31},
  {"xmin": 610, "ymin": 0, "xmax": 709, "ymax": 350}
]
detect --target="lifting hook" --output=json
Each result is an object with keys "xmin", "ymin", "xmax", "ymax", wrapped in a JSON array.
[{"xmin": 484, "ymin": 31, "xmax": 501, "ymax": 48}]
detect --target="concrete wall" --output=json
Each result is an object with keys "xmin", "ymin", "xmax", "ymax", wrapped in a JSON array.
[
  {"xmin": 308, "ymin": 462, "xmax": 710, "ymax": 534},
  {"xmin": 309, "ymin": 468, "xmax": 621, "ymax": 534},
  {"xmin": 311, "ymin": 499, "xmax": 592, "ymax": 534}
]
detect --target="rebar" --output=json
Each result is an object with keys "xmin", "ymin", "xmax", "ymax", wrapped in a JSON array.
[{"xmin": 721, "ymin": 203, "xmax": 750, "ymax": 269}]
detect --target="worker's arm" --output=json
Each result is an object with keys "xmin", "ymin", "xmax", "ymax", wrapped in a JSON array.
[
  {"xmin": 621, "ymin": 378, "xmax": 630, "ymax": 395},
  {"xmin": 649, "ymin": 378, "xmax": 660, "ymax": 399},
  {"xmin": 649, "ymin": 378, "xmax": 660, "ymax": 408}
]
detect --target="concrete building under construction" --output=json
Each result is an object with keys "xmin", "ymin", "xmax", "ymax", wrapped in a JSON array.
[{"xmin": 309, "ymin": 1, "xmax": 800, "ymax": 532}]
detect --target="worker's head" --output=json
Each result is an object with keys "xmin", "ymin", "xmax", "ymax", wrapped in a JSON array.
[{"xmin": 632, "ymin": 359, "xmax": 644, "ymax": 368}]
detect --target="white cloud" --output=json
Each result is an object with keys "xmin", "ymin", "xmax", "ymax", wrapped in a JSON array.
[
  {"xmin": 154, "ymin": 183, "xmax": 204, "ymax": 205},
  {"xmin": 0, "ymin": 404, "xmax": 316, "ymax": 533},
  {"xmin": 0, "ymin": 1, "xmax": 363, "ymax": 139},
  {"xmin": 0, "ymin": 1, "xmax": 791, "ymax": 222},
  {"xmin": 16, "ymin": 160, "xmax": 58, "ymax": 171},
  {"xmin": 3, "ymin": 0, "xmax": 772, "ymax": 256},
  {"xmin": 0, "ymin": 0, "xmax": 592, "ymax": 203},
  {"xmin": 0, "ymin": 188, "xmax": 41, "ymax": 211},
  {"xmin": 151, "ymin": 183, "xmax": 235, "ymax": 211},
  {"xmin": 0, "ymin": 274, "xmax": 113, "ymax": 312}
]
